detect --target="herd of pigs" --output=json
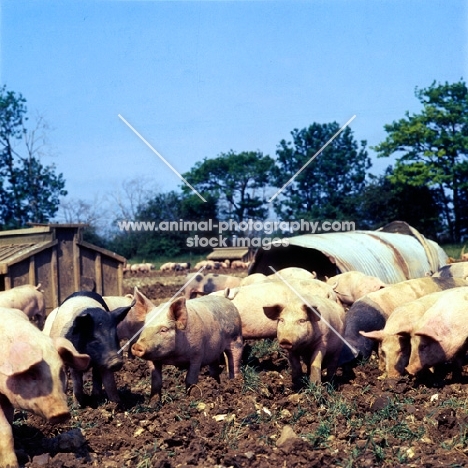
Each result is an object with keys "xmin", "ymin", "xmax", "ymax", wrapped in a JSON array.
[
  {"xmin": 125, "ymin": 259, "xmax": 250, "ymax": 273},
  {"xmin": 1, "ymin": 261, "xmax": 468, "ymax": 467}
]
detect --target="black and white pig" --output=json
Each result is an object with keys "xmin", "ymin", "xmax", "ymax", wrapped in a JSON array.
[{"xmin": 43, "ymin": 291, "xmax": 134, "ymax": 405}]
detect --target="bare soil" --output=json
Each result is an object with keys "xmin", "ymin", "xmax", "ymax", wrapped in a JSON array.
[{"xmin": 14, "ymin": 271, "xmax": 468, "ymax": 467}]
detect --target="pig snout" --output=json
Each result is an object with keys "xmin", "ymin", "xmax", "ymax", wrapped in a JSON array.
[
  {"xmin": 108, "ymin": 355, "xmax": 123, "ymax": 372},
  {"xmin": 48, "ymin": 410, "xmax": 71, "ymax": 425},
  {"xmin": 279, "ymin": 339, "xmax": 293, "ymax": 350},
  {"xmin": 131, "ymin": 342, "xmax": 146, "ymax": 358}
]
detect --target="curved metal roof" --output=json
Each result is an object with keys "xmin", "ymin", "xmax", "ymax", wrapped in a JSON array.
[{"xmin": 249, "ymin": 222, "xmax": 448, "ymax": 284}]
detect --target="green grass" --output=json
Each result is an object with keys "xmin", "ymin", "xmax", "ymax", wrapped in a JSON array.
[{"xmin": 442, "ymin": 243, "xmax": 466, "ymax": 260}]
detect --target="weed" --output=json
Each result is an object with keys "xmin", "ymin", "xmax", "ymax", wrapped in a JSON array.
[
  {"xmin": 304, "ymin": 420, "xmax": 332, "ymax": 447},
  {"xmin": 290, "ymin": 405, "xmax": 307, "ymax": 424},
  {"xmin": 241, "ymin": 365, "xmax": 261, "ymax": 393},
  {"xmin": 250, "ymin": 339, "xmax": 283, "ymax": 360}
]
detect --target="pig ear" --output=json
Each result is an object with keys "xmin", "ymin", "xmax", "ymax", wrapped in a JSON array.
[
  {"xmin": 359, "ymin": 330, "xmax": 385, "ymax": 341},
  {"xmin": 111, "ymin": 304, "xmax": 134, "ymax": 324},
  {"xmin": 414, "ymin": 326, "xmax": 442, "ymax": 342},
  {"xmin": 0, "ymin": 342, "xmax": 43, "ymax": 376},
  {"xmin": 394, "ymin": 330, "xmax": 411, "ymax": 338},
  {"xmin": 169, "ymin": 297, "xmax": 188, "ymax": 330},
  {"xmin": 224, "ymin": 287, "xmax": 238, "ymax": 300},
  {"xmin": 52, "ymin": 337, "xmax": 91, "ymax": 371},
  {"xmin": 133, "ymin": 288, "xmax": 155, "ymax": 320},
  {"xmin": 303, "ymin": 303, "xmax": 321, "ymax": 322},
  {"xmin": 263, "ymin": 305, "xmax": 284, "ymax": 321}
]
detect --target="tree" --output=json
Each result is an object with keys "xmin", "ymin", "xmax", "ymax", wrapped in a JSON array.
[
  {"xmin": 0, "ymin": 87, "xmax": 66, "ymax": 229},
  {"xmin": 56, "ymin": 196, "xmax": 109, "ymax": 248},
  {"xmin": 182, "ymin": 150, "xmax": 275, "ymax": 222},
  {"xmin": 273, "ymin": 122, "xmax": 370, "ymax": 221},
  {"xmin": 108, "ymin": 190, "xmax": 218, "ymax": 258},
  {"xmin": 374, "ymin": 80, "xmax": 468, "ymax": 242},
  {"xmin": 357, "ymin": 166, "xmax": 441, "ymax": 238}
]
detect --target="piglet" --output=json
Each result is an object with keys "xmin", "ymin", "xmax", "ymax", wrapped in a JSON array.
[
  {"xmin": 43, "ymin": 291, "xmax": 134, "ymax": 405},
  {"xmin": 0, "ymin": 307, "xmax": 90, "ymax": 468},
  {"xmin": 264, "ymin": 294, "xmax": 345, "ymax": 389},
  {"xmin": 132, "ymin": 295, "xmax": 243, "ymax": 402}
]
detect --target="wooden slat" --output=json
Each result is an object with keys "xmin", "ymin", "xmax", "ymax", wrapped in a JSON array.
[{"xmin": 95, "ymin": 253, "xmax": 102, "ymax": 295}]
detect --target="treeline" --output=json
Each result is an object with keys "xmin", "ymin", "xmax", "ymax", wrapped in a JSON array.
[{"xmin": 1, "ymin": 81, "xmax": 467, "ymax": 259}]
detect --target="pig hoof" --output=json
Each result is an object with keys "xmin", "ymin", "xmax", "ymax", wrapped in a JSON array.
[
  {"xmin": 148, "ymin": 395, "xmax": 162, "ymax": 407},
  {"xmin": 187, "ymin": 384, "xmax": 203, "ymax": 398}
]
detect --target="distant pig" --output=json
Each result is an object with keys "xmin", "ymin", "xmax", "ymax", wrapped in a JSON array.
[
  {"xmin": 264, "ymin": 295, "xmax": 345, "ymax": 389},
  {"xmin": 131, "ymin": 295, "xmax": 243, "ymax": 402},
  {"xmin": 326, "ymin": 271, "xmax": 386, "ymax": 306},
  {"xmin": 44, "ymin": 291, "xmax": 133, "ymax": 405},
  {"xmin": 0, "ymin": 307, "xmax": 90, "ymax": 468},
  {"xmin": 184, "ymin": 273, "xmax": 242, "ymax": 299},
  {"xmin": 405, "ymin": 287, "xmax": 468, "ymax": 377},
  {"xmin": 359, "ymin": 290, "xmax": 450, "ymax": 377},
  {"xmin": 339, "ymin": 277, "xmax": 468, "ymax": 366},
  {"xmin": 0, "ymin": 284, "xmax": 46, "ymax": 329}
]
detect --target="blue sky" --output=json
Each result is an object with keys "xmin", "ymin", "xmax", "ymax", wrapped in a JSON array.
[{"xmin": 1, "ymin": 0, "xmax": 467, "ymax": 211}]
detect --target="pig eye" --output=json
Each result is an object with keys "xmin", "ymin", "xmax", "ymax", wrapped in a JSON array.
[
  {"xmin": 298, "ymin": 319, "xmax": 307, "ymax": 324},
  {"xmin": 160, "ymin": 327, "xmax": 168, "ymax": 333},
  {"xmin": 278, "ymin": 318, "xmax": 284, "ymax": 323}
]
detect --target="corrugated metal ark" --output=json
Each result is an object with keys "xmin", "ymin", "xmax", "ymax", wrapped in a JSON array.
[{"xmin": 249, "ymin": 223, "xmax": 448, "ymax": 284}]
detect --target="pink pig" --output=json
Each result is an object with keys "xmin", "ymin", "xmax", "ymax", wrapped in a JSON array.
[
  {"xmin": 0, "ymin": 284, "xmax": 46, "ymax": 329},
  {"xmin": 326, "ymin": 271, "xmax": 386, "ymax": 306},
  {"xmin": 359, "ymin": 291, "xmax": 448, "ymax": 377},
  {"xmin": 222, "ymin": 279, "xmax": 339, "ymax": 340},
  {"xmin": 0, "ymin": 307, "xmax": 90, "ymax": 468},
  {"xmin": 132, "ymin": 295, "xmax": 243, "ymax": 402},
  {"xmin": 405, "ymin": 287, "xmax": 468, "ymax": 377},
  {"xmin": 263, "ymin": 294, "xmax": 345, "ymax": 389}
]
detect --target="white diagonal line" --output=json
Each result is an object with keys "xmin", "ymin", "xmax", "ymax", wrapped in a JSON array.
[
  {"xmin": 118, "ymin": 267, "xmax": 206, "ymax": 354},
  {"xmin": 118, "ymin": 114, "xmax": 207, "ymax": 203},
  {"xmin": 268, "ymin": 266, "xmax": 359, "ymax": 357},
  {"xmin": 268, "ymin": 115, "xmax": 356, "ymax": 203}
]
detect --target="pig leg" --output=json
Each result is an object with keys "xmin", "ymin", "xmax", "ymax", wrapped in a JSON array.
[
  {"xmin": 288, "ymin": 351, "xmax": 305, "ymax": 390},
  {"xmin": 0, "ymin": 397, "xmax": 18, "ymax": 468},
  {"xmin": 70, "ymin": 368, "xmax": 86, "ymax": 406},
  {"xmin": 92, "ymin": 367, "xmax": 104, "ymax": 398},
  {"xmin": 101, "ymin": 369, "xmax": 121, "ymax": 403},
  {"xmin": 150, "ymin": 361, "xmax": 163, "ymax": 402},
  {"xmin": 324, "ymin": 354, "xmax": 340, "ymax": 382},
  {"xmin": 208, "ymin": 361, "xmax": 221, "ymax": 383},
  {"xmin": 225, "ymin": 337, "xmax": 244, "ymax": 378},
  {"xmin": 185, "ymin": 358, "xmax": 203, "ymax": 390},
  {"xmin": 305, "ymin": 347, "xmax": 325, "ymax": 384}
]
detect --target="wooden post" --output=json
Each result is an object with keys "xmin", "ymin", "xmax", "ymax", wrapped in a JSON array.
[
  {"xmin": 29, "ymin": 255, "xmax": 36, "ymax": 286},
  {"xmin": 117, "ymin": 263, "xmax": 123, "ymax": 296},
  {"xmin": 95, "ymin": 253, "xmax": 102, "ymax": 295},
  {"xmin": 4, "ymin": 273, "xmax": 11, "ymax": 290},
  {"xmin": 73, "ymin": 234, "xmax": 80, "ymax": 292},
  {"xmin": 51, "ymin": 246, "xmax": 59, "ymax": 308}
]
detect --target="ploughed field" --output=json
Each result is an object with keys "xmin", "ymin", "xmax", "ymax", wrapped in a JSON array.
[{"xmin": 16, "ymin": 270, "xmax": 468, "ymax": 467}]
